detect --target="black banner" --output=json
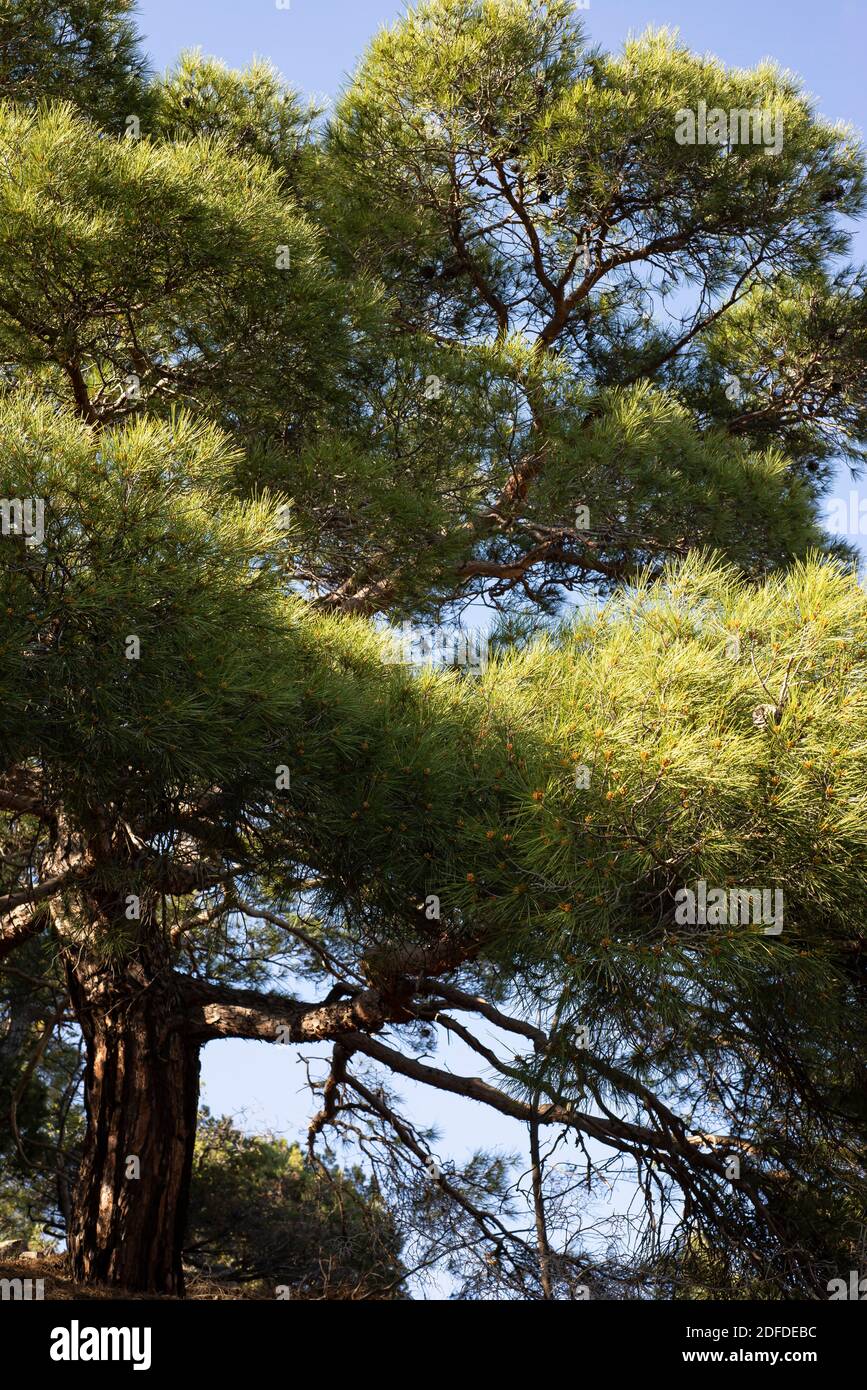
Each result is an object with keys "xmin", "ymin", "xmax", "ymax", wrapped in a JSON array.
[{"xmin": 3, "ymin": 1296, "xmax": 862, "ymax": 1378}]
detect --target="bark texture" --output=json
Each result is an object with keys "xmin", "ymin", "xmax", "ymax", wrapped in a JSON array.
[
  {"xmin": 65, "ymin": 941, "xmax": 200, "ymax": 1295},
  {"xmin": 43, "ymin": 814, "xmax": 201, "ymax": 1296}
]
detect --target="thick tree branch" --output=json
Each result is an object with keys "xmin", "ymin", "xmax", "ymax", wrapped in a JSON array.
[
  {"xmin": 0, "ymin": 903, "xmax": 48, "ymax": 962},
  {"xmin": 179, "ymin": 975, "xmax": 393, "ymax": 1044},
  {"xmin": 0, "ymin": 790, "xmax": 48, "ymax": 819}
]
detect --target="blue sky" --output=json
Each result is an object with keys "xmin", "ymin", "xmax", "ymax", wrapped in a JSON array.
[
  {"xmin": 135, "ymin": 0, "xmax": 867, "ymax": 151},
  {"xmin": 130, "ymin": 0, "xmax": 867, "ymax": 1288}
]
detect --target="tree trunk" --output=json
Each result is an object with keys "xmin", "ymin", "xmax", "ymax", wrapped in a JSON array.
[{"xmin": 65, "ymin": 948, "xmax": 200, "ymax": 1295}]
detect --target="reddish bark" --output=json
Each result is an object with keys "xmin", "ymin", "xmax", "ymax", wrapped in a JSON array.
[{"xmin": 64, "ymin": 941, "xmax": 199, "ymax": 1296}]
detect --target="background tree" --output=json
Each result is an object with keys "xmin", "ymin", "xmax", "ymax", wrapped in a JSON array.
[
  {"xmin": 0, "ymin": 937, "xmax": 81, "ymax": 1246},
  {"xmin": 0, "ymin": 0, "xmax": 866, "ymax": 1298},
  {"xmin": 184, "ymin": 1111, "xmax": 407, "ymax": 1299}
]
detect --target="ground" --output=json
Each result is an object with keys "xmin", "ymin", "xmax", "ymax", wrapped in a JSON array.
[{"xmin": 0, "ymin": 1255, "xmax": 271, "ymax": 1300}]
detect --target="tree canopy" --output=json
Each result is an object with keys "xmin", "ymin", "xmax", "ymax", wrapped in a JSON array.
[{"xmin": 0, "ymin": 0, "xmax": 865, "ymax": 1300}]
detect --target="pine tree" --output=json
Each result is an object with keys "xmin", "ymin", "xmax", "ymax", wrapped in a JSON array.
[
  {"xmin": 0, "ymin": 0, "xmax": 865, "ymax": 1297},
  {"xmin": 185, "ymin": 1112, "xmax": 407, "ymax": 1298},
  {"xmin": 0, "ymin": 0, "xmax": 148, "ymax": 125}
]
